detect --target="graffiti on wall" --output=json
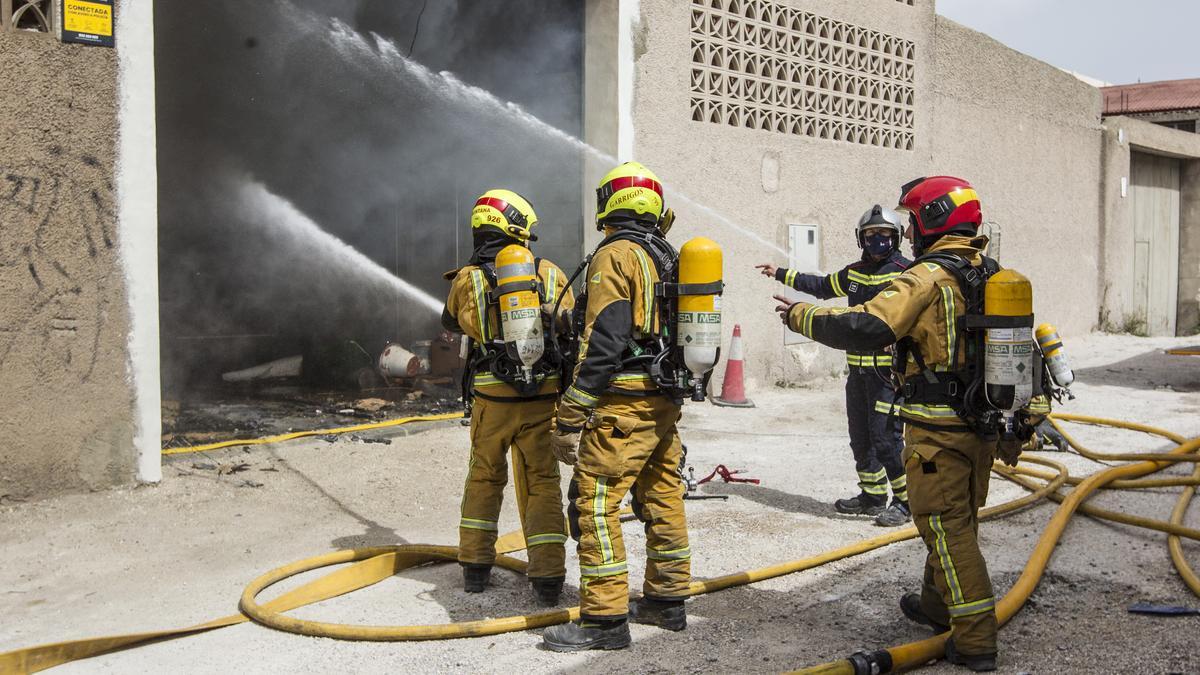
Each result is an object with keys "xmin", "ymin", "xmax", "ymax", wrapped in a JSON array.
[{"xmin": 0, "ymin": 148, "xmax": 118, "ymax": 383}]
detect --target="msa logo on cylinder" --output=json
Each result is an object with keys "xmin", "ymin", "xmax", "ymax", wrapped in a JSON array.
[
  {"xmin": 678, "ymin": 312, "xmax": 721, "ymax": 346},
  {"xmin": 504, "ymin": 308, "xmax": 539, "ymax": 321}
]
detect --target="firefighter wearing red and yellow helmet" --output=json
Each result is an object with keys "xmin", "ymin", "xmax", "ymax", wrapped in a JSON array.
[
  {"xmin": 441, "ymin": 189, "xmax": 574, "ymax": 607},
  {"xmin": 775, "ymin": 177, "xmax": 1052, "ymax": 671},
  {"xmin": 542, "ymin": 162, "xmax": 721, "ymax": 651}
]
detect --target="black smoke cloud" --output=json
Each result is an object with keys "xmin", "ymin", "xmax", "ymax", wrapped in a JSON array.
[{"xmin": 155, "ymin": 0, "xmax": 585, "ymax": 394}]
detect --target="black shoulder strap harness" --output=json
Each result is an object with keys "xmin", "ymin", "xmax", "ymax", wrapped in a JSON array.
[
  {"xmin": 552, "ymin": 230, "xmax": 723, "ymax": 404},
  {"xmin": 460, "ymin": 258, "xmax": 563, "ymax": 403},
  {"xmin": 892, "ymin": 251, "xmax": 1002, "ymax": 435}
]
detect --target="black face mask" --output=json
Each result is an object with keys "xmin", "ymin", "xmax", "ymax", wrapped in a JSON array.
[{"xmin": 863, "ymin": 232, "xmax": 894, "ymax": 258}]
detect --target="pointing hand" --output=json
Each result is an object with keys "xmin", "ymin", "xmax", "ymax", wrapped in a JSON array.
[
  {"xmin": 773, "ymin": 294, "xmax": 794, "ymax": 323},
  {"xmin": 755, "ymin": 263, "xmax": 779, "ymax": 279}
]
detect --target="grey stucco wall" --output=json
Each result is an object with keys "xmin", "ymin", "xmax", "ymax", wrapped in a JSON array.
[
  {"xmin": 1098, "ymin": 120, "xmax": 1133, "ymax": 331},
  {"xmin": 634, "ymin": 0, "xmax": 934, "ymax": 390},
  {"xmin": 928, "ymin": 17, "xmax": 1103, "ymax": 341},
  {"xmin": 0, "ymin": 27, "xmax": 136, "ymax": 498},
  {"xmin": 631, "ymin": 0, "xmax": 1104, "ymax": 389},
  {"xmin": 1181, "ymin": 160, "xmax": 1200, "ymax": 335}
]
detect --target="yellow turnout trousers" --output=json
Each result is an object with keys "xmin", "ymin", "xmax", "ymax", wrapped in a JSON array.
[
  {"xmin": 569, "ymin": 394, "xmax": 690, "ymax": 619},
  {"xmin": 904, "ymin": 424, "xmax": 998, "ymax": 656},
  {"xmin": 459, "ymin": 396, "xmax": 567, "ymax": 579}
]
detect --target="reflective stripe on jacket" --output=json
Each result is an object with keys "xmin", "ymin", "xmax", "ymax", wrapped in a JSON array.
[
  {"xmin": 777, "ymin": 250, "xmax": 910, "ymax": 368},
  {"xmin": 564, "ymin": 240, "xmax": 663, "ymax": 409},
  {"xmin": 443, "ymin": 258, "xmax": 573, "ymax": 399},
  {"xmin": 787, "ymin": 235, "xmax": 1050, "ymax": 427}
]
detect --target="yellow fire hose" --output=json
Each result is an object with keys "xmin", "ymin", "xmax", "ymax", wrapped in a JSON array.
[
  {"xmin": 997, "ymin": 468, "xmax": 1200, "ymax": 542},
  {"xmin": 233, "ymin": 455, "xmax": 1070, "ymax": 647},
  {"xmin": 1, "ymin": 413, "xmax": 1196, "ymax": 674},
  {"xmin": 161, "ymin": 412, "xmax": 463, "ymax": 456},
  {"xmin": 1169, "ymin": 463, "xmax": 1200, "ymax": 596}
]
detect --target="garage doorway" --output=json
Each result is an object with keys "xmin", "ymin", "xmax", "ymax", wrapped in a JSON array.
[{"xmin": 1130, "ymin": 151, "xmax": 1181, "ymax": 336}]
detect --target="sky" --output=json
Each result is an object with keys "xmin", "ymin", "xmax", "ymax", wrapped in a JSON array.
[{"xmin": 936, "ymin": 0, "xmax": 1197, "ymax": 85}]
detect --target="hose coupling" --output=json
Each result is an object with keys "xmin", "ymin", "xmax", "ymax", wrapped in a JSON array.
[{"xmin": 847, "ymin": 649, "xmax": 893, "ymax": 675}]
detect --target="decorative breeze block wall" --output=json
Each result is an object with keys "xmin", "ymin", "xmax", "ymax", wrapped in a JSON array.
[{"xmin": 690, "ymin": 0, "xmax": 916, "ymax": 150}]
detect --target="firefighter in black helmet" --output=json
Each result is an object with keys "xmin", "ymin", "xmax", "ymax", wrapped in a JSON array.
[{"xmin": 757, "ymin": 205, "xmax": 911, "ymax": 526}]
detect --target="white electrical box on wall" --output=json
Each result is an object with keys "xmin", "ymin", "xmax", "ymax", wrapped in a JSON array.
[{"xmin": 784, "ymin": 224, "xmax": 820, "ymax": 345}]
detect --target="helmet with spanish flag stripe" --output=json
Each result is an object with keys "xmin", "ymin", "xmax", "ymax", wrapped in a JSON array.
[
  {"xmin": 595, "ymin": 161, "xmax": 665, "ymax": 230},
  {"xmin": 898, "ymin": 176, "xmax": 982, "ymax": 239},
  {"xmin": 471, "ymin": 189, "xmax": 538, "ymax": 242}
]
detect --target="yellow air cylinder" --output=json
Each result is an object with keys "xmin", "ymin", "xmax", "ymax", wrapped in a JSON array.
[
  {"xmin": 495, "ymin": 244, "xmax": 543, "ymax": 383},
  {"xmin": 676, "ymin": 236, "xmax": 723, "ymax": 401},
  {"xmin": 1036, "ymin": 323, "xmax": 1075, "ymax": 387},
  {"xmin": 983, "ymin": 268, "xmax": 1034, "ymax": 411}
]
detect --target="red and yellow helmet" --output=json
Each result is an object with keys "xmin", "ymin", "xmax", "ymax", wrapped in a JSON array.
[
  {"xmin": 898, "ymin": 176, "xmax": 981, "ymax": 239},
  {"xmin": 470, "ymin": 189, "xmax": 538, "ymax": 242},
  {"xmin": 595, "ymin": 161, "xmax": 665, "ymax": 230}
]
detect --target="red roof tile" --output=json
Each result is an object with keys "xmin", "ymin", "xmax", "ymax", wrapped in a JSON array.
[{"xmin": 1102, "ymin": 78, "xmax": 1200, "ymax": 115}]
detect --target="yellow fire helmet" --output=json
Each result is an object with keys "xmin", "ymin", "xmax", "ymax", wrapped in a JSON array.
[
  {"xmin": 595, "ymin": 161, "xmax": 665, "ymax": 230},
  {"xmin": 471, "ymin": 189, "xmax": 539, "ymax": 242}
]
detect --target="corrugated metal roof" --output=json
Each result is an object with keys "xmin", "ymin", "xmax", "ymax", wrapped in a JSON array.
[{"xmin": 1102, "ymin": 78, "xmax": 1200, "ymax": 115}]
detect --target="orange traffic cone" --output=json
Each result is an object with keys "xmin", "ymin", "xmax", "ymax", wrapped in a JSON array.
[{"xmin": 714, "ymin": 324, "xmax": 754, "ymax": 408}]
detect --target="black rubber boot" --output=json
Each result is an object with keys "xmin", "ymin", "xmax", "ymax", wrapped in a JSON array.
[
  {"xmin": 834, "ymin": 493, "xmax": 887, "ymax": 516},
  {"xmin": 462, "ymin": 563, "xmax": 491, "ymax": 593},
  {"xmin": 542, "ymin": 618, "xmax": 631, "ymax": 652},
  {"xmin": 530, "ymin": 576, "xmax": 564, "ymax": 607},
  {"xmin": 899, "ymin": 593, "xmax": 949, "ymax": 633},
  {"xmin": 944, "ymin": 637, "xmax": 997, "ymax": 672},
  {"xmin": 629, "ymin": 595, "xmax": 687, "ymax": 631},
  {"xmin": 874, "ymin": 500, "xmax": 911, "ymax": 527}
]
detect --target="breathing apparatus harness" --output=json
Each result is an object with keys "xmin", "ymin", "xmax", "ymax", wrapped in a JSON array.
[
  {"xmin": 892, "ymin": 251, "xmax": 1042, "ymax": 440},
  {"xmin": 459, "ymin": 257, "xmax": 566, "ymax": 411},
  {"xmin": 550, "ymin": 226, "xmax": 724, "ymax": 404}
]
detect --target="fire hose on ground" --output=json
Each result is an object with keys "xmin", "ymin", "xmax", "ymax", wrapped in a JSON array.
[{"xmin": 0, "ymin": 412, "xmax": 1197, "ymax": 673}]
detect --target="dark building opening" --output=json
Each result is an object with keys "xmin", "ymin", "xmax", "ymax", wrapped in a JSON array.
[{"xmin": 154, "ymin": 1, "xmax": 585, "ymax": 435}]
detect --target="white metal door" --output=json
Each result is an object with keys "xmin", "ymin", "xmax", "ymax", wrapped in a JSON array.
[{"xmin": 1130, "ymin": 152, "xmax": 1181, "ymax": 336}]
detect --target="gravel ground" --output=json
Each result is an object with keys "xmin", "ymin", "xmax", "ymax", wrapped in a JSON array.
[{"xmin": 1, "ymin": 333, "xmax": 1198, "ymax": 674}]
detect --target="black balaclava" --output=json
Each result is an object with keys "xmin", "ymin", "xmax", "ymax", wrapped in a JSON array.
[
  {"xmin": 909, "ymin": 214, "xmax": 936, "ymax": 258},
  {"xmin": 470, "ymin": 229, "xmax": 521, "ymax": 266}
]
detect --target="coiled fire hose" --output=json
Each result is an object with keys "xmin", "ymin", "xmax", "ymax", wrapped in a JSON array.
[{"xmin": 0, "ymin": 413, "xmax": 1196, "ymax": 674}]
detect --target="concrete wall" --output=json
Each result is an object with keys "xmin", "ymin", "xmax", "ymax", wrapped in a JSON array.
[
  {"xmin": 928, "ymin": 17, "xmax": 1103, "ymax": 339},
  {"xmin": 630, "ymin": 0, "xmax": 1104, "ymax": 389},
  {"xmin": 1100, "ymin": 116, "xmax": 1200, "ymax": 336},
  {"xmin": 634, "ymin": 0, "xmax": 934, "ymax": 390},
  {"xmin": 583, "ymin": 0, "xmax": 621, "ymax": 254},
  {"xmin": 0, "ymin": 0, "xmax": 158, "ymax": 499},
  {"xmin": 1182, "ymin": 161, "xmax": 1200, "ymax": 335}
]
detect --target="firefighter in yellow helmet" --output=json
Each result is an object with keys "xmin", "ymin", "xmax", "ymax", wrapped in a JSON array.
[
  {"xmin": 542, "ymin": 162, "xmax": 693, "ymax": 651},
  {"xmin": 775, "ymin": 177, "xmax": 1053, "ymax": 672},
  {"xmin": 441, "ymin": 189, "xmax": 573, "ymax": 606}
]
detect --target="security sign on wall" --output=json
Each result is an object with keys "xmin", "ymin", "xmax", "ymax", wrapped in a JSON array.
[{"xmin": 61, "ymin": 0, "xmax": 114, "ymax": 47}]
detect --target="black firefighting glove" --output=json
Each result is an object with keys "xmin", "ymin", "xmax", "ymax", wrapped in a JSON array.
[
  {"xmin": 997, "ymin": 415, "xmax": 1038, "ymax": 466},
  {"xmin": 996, "ymin": 435, "xmax": 1023, "ymax": 467}
]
